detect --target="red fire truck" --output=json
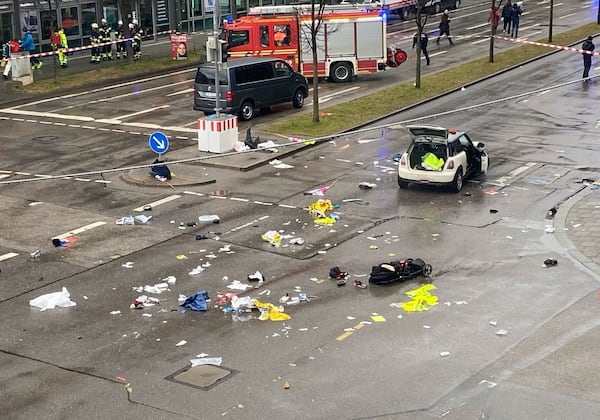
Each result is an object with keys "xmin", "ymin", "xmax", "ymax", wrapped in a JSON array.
[{"xmin": 223, "ymin": 5, "xmax": 406, "ymax": 83}]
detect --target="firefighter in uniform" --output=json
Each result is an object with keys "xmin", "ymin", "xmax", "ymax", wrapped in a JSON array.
[
  {"xmin": 115, "ymin": 20, "xmax": 126, "ymax": 59},
  {"xmin": 132, "ymin": 19, "xmax": 142, "ymax": 60},
  {"xmin": 90, "ymin": 22, "xmax": 101, "ymax": 63},
  {"xmin": 57, "ymin": 28, "xmax": 68, "ymax": 67},
  {"xmin": 100, "ymin": 18, "xmax": 112, "ymax": 60}
]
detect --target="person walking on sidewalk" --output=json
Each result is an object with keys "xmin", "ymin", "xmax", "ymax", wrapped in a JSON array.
[
  {"xmin": 413, "ymin": 31, "xmax": 430, "ymax": 66},
  {"xmin": 510, "ymin": 2, "xmax": 522, "ymax": 38},
  {"xmin": 437, "ymin": 10, "xmax": 454, "ymax": 46},
  {"xmin": 488, "ymin": 4, "xmax": 501, "ymax": 35},
  {"xmin": 502, "ymin": 0, "xmax": 513, "ymax": 34},
  {"xmin": 582, "ymin": 35, "xmax": 595, "ymax": 81},
  {"xmin": 21, "ymin": 28, "xmax": 42, "ymax": 70}
]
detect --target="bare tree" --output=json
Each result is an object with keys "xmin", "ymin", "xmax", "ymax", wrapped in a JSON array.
[
  {"xmin": 298, "ymin": 1, "xmax": 328, "ymax": 123},
  {"xmin": 414, "ymin": 0, "xmax": 428, "ymax": 89},
  {"xmin": 488, "ymin": 0, "xmax": 503, "ymax": 63}
]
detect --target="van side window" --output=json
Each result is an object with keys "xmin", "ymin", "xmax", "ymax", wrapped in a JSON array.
[
  {"xmin": 273, "ymin": 61, "xmax": 292, "ymax": 78},
  {"xmin": 228, "ymin": 30, "xmax": 249, "ymax": 48},
  {"xmin": 260, "ymin": 25, "xmax": 270, "ymax": 47},
  {"xmin": 235, "ymin": 62, "xmax": 275, "ymax": 84},
  {"xmin": 195, "ymin": 68, "xmax": 228, "ymax": 85}
]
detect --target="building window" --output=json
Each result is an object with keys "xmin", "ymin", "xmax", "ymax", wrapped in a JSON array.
[
  {"xmin": 61, "ymin": 6, "xmax": 80, "ymax": 36},
  {"xmin": 82, "ymin": 3, "xmax": 96, "ymax": 38}
]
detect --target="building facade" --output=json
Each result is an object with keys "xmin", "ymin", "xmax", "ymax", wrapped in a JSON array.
[{"xmin": 0, "ymin": 0, "xmax": 300, "ymax": 51}]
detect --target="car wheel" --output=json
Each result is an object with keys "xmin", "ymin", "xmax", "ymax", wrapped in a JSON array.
[
  {"xmin": 452, "ymin": 168, "xmax": 463, "ymax": 193},
  {"xmin": 422, "ymin": 264, "xmax": 433, "ymax": 277},
  {"xmin": 292, "ymin": 89, "xmax": 305, "ymax": 109},
  {"xmin": 398, "ymin": 176, "xmax": 409, "ymax": 189},
  {"xmin": 239, "ymin": 100, "xmax": 255, "ymax": 121},
  {"xmin": 330, "ymin": 62, "xmax": 353, "ymax": 83},
  {"xmin": 203, "ymin": 111, "xmax": 214, "ymax": 116}
]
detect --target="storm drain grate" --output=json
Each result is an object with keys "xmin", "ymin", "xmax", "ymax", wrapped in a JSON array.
[{"xmin": 165, "ymin": 364, "xmax": 237, "ymax": 390}]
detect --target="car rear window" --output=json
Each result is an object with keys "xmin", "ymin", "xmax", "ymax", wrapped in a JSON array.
[{"xmin": 195, "ymin": 67, "xmax": 228, "ymax": 85}]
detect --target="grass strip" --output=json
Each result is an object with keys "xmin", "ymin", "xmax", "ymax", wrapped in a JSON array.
[{"xmin": 265, "ymin": 23, "xmax": 598, "ymax": 138}]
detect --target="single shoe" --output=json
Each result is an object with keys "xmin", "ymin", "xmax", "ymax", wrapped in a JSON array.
[
  {"xmin": 337, "ymin": 278, "xmax": 347, "ymax": 287},
  {"xmin": 354, "ymin": 280, "xmax": 367, "ymax": 289},
  {"xmin": 543, "ymin": 258, "xmax": 558, "ymax": 267},
  {"xmin": 248, "ymin": 271, "xmax": 264, "ymax": 282}
]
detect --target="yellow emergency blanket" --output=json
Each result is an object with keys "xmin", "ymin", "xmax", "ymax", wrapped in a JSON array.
[
  {"xmin": 308, "ymin": 199, "xmax": 333, "ymax": 219},
  {"xmin": 253, "ymin": 299, "xmax": 291, "ymax": 321},
  {"xmin": 422, "ymin": 152, "xmax": 444, "ymax": 171},
  {"xmin": 261, "ymin": 230, "xmax": 282, "ymax": 247},
  {"xmin": 401, "ymin": 284, "xmax": 438, "ymax": 312}
]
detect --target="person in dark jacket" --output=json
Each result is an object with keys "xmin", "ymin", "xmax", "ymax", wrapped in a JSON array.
[
  {"xmin": 582, "ymin": 35, "xmax": 595, "ymax": 80},
  {"xmin": 510, "ymin": 2, "xmax": 522, "ymax": 38},
  {"xmin": 413, "ymin": 31, "xmax": 430, "ymax": 66},
  {"xmin": 436, "ymin": 10, "xmax": 453, "ymax": 46},
  {"xmin": 502, "ymin": 0, "xmax": 513, "ymax": 34}
]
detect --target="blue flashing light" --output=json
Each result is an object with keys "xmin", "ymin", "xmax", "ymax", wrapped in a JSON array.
[
  {"xmin": 380, "ymin": 10, "xmax": 388, "ymax": 21},
  {"xmin": 225, "ymin": 14, "xmax": 233, "ymax": 24}
]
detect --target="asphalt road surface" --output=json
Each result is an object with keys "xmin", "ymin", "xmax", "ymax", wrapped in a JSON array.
[{"xmin": 1, "ymin": 2, "xmax": 600, "ymax": 420}]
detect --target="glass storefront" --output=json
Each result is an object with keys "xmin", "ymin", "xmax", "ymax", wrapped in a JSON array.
[{"xmin": 4, "ymin": 0, "xmax": 307, "ymax": 51}]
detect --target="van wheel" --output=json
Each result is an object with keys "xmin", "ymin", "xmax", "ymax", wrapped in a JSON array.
[
  {"xmin": 203, "ymin": 111, "xmax": 214, "ymax": 116},
  {"xmin": 292, "ymin": 89, "xmax": 305, "ymax": 109},
  {"xmin": 330, "ymin": 62, "xmax": 353, "ymax": 83},
  {"xmin": 239, "ymin": 100, "xmax": 255, "ymax": 121}
]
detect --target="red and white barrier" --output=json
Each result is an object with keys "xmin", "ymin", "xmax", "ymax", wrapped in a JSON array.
[{"xmin": 197, "ymin": 115, "xmax": 239, "ymax": 153}]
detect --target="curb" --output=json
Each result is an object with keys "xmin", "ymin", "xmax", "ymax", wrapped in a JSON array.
[
  {"xmin": 553, "ymin": 186, "xmax": 600, "ymax": 276},
  {"xmin": 120, "ymin": 170, "xmax": 216, "ymax": 188}
]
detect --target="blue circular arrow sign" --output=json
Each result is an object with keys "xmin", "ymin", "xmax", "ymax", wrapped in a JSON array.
[{"xmin": 149, "ymin": 131, "xmax": 169, "ymax": 154}]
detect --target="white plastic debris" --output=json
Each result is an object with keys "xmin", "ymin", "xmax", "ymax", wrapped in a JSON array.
[
  {"xmin": 164, "ymin": 275, "xmax": 176, "ymax": 285},
  {"xmin": 489, "ymin": 320, "xmax": 498, "ymax": 326},
  {"xmin": 190, "ymin": 357, "xmax": 222, "ymax": 367},
  {"xmin": 226, "ymin": 280, "xmax": 253, "ymax": 291},
  {"xmin": 496, "ymin": 329, "xmax": 508, "ymax": 336},
  {"xmin": 110, "ymin": 310, "xmax": 121, "ymax": 315},
  {"xmin": 248, "ymin": 271, "xmax": 264, "ymax": 282},
  {"xmin": 176, "ymin": 340, "xmax": 187, "ymax": 347},
  {"xmin": 198, "ymin": 215, "xmax": 220, "ymax": 223},
  {"xmin": 134, "ymin": 215, "xmax": 152, "ymax": 224},
  {"xmin": 29, "ymin": 287, "xmax": 77, "ymax": 311},
  {"xmin": 188, "ymin": 266, "xmax": 205, "ymax": 276},
  {"xmin": 142, "ymin": 282, "xmax": 169, "ymax": 294},
  {"xmin": 121, "ymin": 262, "xmax": 134, "ymax": 269},
  {"xmin": 116, "ymin": 216, "xmax": 135, "ymax": 225},
  {"xmin": 440, "ymin": 351, "xmax": 450, "ymax": 357}
]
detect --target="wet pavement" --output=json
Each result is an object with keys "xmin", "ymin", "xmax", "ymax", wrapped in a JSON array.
[{"xmin": 2, "ymin": 29, "xmax": 600, "ymax": 279}]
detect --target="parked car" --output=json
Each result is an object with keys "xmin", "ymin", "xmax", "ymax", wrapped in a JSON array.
[
  {"xmin": 424, "ymin": 0, "xmax": 461, "ymax": 14},
  {"xmin": 194, "ymin": 57, "xmax": 309, "ymax": 121},
  {"xmin": 397, "ymin": 125, "xmax": 489, "ymax": 192}
]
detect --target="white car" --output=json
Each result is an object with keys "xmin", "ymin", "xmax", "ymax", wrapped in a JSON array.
[{"xmin": 397, "ymin": 125, "xmax": 489, "ymax": 192}]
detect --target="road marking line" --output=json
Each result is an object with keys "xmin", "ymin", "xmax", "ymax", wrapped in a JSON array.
[
  {"xmin": 53, "ymin": 221, "xmax": 107, "ymax": 239},
  {"xmin": 15, "ymin": 172, "xmax": 31, "ymax": 175},
  {"xmin": 0, "ymin": 252, "xmax": 19, "ymax": 262},
  {"xmin": 183, "ymin": 191, "xmax": 205, "ymax": 197},
  {"xmin": 558, "ymin": 12, "xmax": 576, "ymax": 19},
  {"xmin": 208, "ymin": 195, "xmax": 228, "ymax": 200},
  {"xmin": 0, "ymin": 174, "xmax": 11, "ymax": 179},
  {"xmin": 278, "ymin": 204, "xmax": 297, "ymax": 209},
  {"xmin": 75, "ymin": 178, "xmax": 92, "ymax": 182},
  {"xmin": 166, "ymin": 88, "xmax": 195, "ymax": 96},
  {"xmin": 134, "ymin": 195, "xmax": 182, "ymax": 212},
  {"xmin": 253, "ymin": 201, "xmax": 273, "ymax": 206},
  {"xmin": 230, "ymin": 197, "xmax": 249, "ymax": 202},
  {"xmin": 493, "ymin": 162, "xmax": 537, "ymax": 186},
  {"xmin": 336, "ymin": 331, "xmax": 353, "ymax": 341},
  {"xmin": 94, "ymin": 180, "xmax": 111, "ymax": 184}
]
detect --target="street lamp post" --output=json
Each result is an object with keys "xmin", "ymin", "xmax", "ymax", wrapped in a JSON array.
[{"xmin": 212, "ymin": 0, "xmax": 221, "ymax": 118}]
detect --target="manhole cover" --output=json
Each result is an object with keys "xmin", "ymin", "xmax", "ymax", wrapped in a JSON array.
[{"xmin": 165, "ymin": 364, "xmax": 236, "ymax": 390}]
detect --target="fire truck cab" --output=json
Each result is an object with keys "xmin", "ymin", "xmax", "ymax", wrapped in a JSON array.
[{"xmin": 223, "ymin": 5, "xmax": 406, "ymax": 83}]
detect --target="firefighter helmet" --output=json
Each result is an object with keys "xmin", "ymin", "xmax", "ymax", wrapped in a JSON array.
[
  {"xmin": 118, "ymin": 20, "xmax": 123, "ymax": 25},
  {"xmin": 128, "ymin": 23, "xmax": 134, "ymax": 29},
  {"xmin": 91, "ymin": 23, "xmax": 99, "ymax": 29},
  {"xmin": 132, "ymin": 19, "xmax": 138, "ymax": 25},
  {"xmin": 101, "ymin": 18, "xmax": 107, "ymax": 24}
]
